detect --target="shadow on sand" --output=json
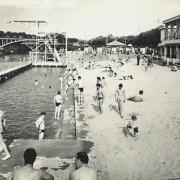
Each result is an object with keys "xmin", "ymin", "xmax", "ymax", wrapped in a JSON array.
[
  {"xmin": 109, "ymin": 104, "xmax": 119, "ymax": 115},
  {"xmin": 91, "ymin": 104, "xmax": 99, "ymax": 113}
]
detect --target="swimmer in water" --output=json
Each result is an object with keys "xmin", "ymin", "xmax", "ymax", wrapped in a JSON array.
[{"xmin": 0, "ymin": 110, "xmax": 11, "ymax": 160}]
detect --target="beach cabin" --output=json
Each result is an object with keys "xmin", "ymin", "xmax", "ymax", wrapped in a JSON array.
[
  {"xmin": 158, "ymin": 14, "xmax": 180, "ymax": 65},
  {"xmin": 106, "ymin": 40, "xmax": 126, "ymax": 54}
]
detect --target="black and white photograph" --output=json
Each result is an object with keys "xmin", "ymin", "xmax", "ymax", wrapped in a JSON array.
[{"xmin": 0, "ymin": 0, "xmax": 180, "ymax": 179}]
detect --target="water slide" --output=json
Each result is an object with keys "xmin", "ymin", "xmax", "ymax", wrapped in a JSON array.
[{"xmin": 47, "ymin": 35, "xmax": 62, "ymax": 63}]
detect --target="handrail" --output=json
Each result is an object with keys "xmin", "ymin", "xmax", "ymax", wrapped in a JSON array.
[{"xmin": 73, "ymin": 86, "xmax": 77, "ymax": 139}]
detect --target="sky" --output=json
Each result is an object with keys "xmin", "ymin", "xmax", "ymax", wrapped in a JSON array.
[{"xmin": 0, "ymin": 0, "xmax": 179, "ymax": 40}]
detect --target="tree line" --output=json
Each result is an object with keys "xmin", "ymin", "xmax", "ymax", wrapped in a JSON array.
[
  {"xmin": 0, "ymin": 27, "xmax": 160, "ymax": 55},
  {"xmin": 88, "ymin": 27, "xmax": 160, "ymax": 48}
]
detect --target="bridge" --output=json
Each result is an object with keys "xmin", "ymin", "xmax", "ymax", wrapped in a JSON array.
[{"xmin": 0, "ymin": 20, "xmax": 68, "ymax": 66}]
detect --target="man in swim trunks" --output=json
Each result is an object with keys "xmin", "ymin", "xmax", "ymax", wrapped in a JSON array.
[
  {"xmin": 69, "ymin": 152, "xmax": 97, "ymax": 180},
  {"xmin": 115, "ymin": 83, "xmax": 126, "ymax": 118},
  {"xmin": 7, "ymin": 148, "xmax": 54, "ymax": 180},
  {"xmin": 54, "ymin": 91, "xmax": 63, "ymax": 120},
  {"xmin": 0, "ymin": 110, "xmax": 11, "ymax": 160},
  {"xmin": 77, "ymin": 76, "xmax": 84, "ymax": 105},
  {"xmin": 35, "ymin": 112, "xmax": 46, "ymax": 140}
]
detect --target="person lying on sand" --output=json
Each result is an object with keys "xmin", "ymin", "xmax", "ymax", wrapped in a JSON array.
[{"xmin": 127, "ymin": 90, "xmax": 144, "ymax": 102}]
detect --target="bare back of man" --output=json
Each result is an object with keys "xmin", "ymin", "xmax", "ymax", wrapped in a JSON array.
[
  {"xmin": 69, "ymin": 166, "xmax": 97, "ymax": 180},
  {"xmin": 10, "ymin": 165, "xmax": 53, "ymax": 180}
]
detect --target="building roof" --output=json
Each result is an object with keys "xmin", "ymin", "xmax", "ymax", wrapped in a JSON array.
[
  {"xmin": 163, "ymin": 14, "xmax": 180, "ymax": 24},
  {"xmin": 158, "ymin": 25, "xmax": 165, "ymax": 30},
  {"xmin": 106, "ymin": 40, "xmax": 126, "ymax": 46}
]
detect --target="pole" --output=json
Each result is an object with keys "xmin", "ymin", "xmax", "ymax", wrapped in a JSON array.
[
  {"xmin": 73, "ymin": 87, "xmax": 77, "ymax": 139},
  {"xmin": 65, "ymin": 33, "xmax": 67, "ymax": 62}
]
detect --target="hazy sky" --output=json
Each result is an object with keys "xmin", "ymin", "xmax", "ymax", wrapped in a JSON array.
[{"xmin": 0, "ymin": 0, "xmax": 179, "ymax": 39}]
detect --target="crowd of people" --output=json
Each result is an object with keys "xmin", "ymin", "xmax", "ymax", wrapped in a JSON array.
[{"xmin": 0, "ymin": 50, "xmax": 178, "ymax": 179}]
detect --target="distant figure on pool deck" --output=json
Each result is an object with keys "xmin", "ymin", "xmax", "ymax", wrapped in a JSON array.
[
  {"xmin": 54, "ymin": 90, "xmax": 63, "ymax": 120},
  {"xmin": 0, "ymin": 110, "xmax": 11, "ymax": 160},
  {"xmin": 127, "ymin": 90, "xmax": 144, "ymax": 102},
  {"xmin": 69, "ymin": 152, "xmax": 97, "ymax": 180},
  {"xmin": 35, "ymin": 79, "xmax": 39, "ymax": 86},
  {"xmin": 35, "ymin": 112, "xmax": 46, "ymax": 140},
  {"xmin": 7, "ymin": 148, "xmax": 54, "ymax": 180},
  {"xmin": 115, "ymin": 83, "xmax": 126, "ymax": 118}
]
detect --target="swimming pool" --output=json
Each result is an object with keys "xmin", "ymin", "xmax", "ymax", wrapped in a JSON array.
[{"xmin": 0, "ymin": 66, "xmax": 64, "ymax": 139}]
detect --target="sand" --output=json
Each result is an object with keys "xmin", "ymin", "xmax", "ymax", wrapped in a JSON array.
[{"xmin": 73, "ymin": 54, "xmax": 180, "ymax": 180}]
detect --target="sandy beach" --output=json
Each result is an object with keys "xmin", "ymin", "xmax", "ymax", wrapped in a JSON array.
[{"xmin": 74, "ymin": 54, "xmax": 180, "ymax": 180}]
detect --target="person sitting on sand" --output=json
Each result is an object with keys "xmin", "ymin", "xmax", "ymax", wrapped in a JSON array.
[
  {"xmin": 126, "ymin": 115, "xmax": 139, "ymax": 138},
  {"xmin": 171, "ymin": 65, "xmax": 177, "ymax": 72},
  {"xmin": 69, "ymin": 152, "xmax": 97, "ymax": 180},
  {"xmin": 96, "ymin": 77, "xmax": 103, "ymax": 88},
  {"xmin": 7, "ymin": 148, "xmax": 54, "ymax": 180},
  {"xmin": 0, "ymin": 110, "xmax": 11, "ymax": 160},
  {"xmin": 127, "ymin": 90, "xmax": 144, "ymax": 102}
]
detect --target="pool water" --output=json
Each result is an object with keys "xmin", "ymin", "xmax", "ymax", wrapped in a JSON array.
[{"xmin": 0, "ymin": 67, "xmax": 64, "ymax": 139}]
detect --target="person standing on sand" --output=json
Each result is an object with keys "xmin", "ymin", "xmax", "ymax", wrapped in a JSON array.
[
  {"xmin": 77, "ymin": 76, "xmax": 84, "ymax": 105},
  {"xmin": 7, "ymin": 148, "xmax": 54, "ymax": 180},
  {"xmin": 96, "ymin": 84, "xmax": 104, "ymax": 114},
  {"xmin": 0, "ymin": 110, "xmax": 11, "ymax": 160},
  {"xmin": 69, "ymin": 152, "xmax": 97, "ymax": 180},
  {"xmin": 115, "ymin": 83, "xmax": 126, "ymax": 118},
  {"xmin": 137, "ymin": 52, "xmax": 141, "ymax": 65}
]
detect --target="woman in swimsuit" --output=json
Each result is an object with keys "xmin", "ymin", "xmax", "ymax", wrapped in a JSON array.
[{"xmin": 115, "ymin": 83, "xmax": 126, "ymax": 118}]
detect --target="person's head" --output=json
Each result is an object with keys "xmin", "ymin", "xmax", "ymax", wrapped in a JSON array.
[
  {"xmin": 78, "ymin": 76, "xmax": 81, "ymax": 80},
  {"xmin": 75, "ymin": 152, "xmax": 89, "ymax": 169},
  {"xmin": 97, "ymin": 77, "xmax": 101, "ymax": 81},
  {"xmin": 24, "ymin": 148, "xmax": 37, "ymax": 165},
  {"xmin": 131, "ymin": 115, "xmax": 137, "ymax": 121},
  {"xmin": 119, "ymin": 83, "xmax": 123, "ymax": 89},
  {"xmin": 139, "ymin": 90, "xmax": 143, "ymax": 95},
  {"xmin": 58, "ymin": 90, "xmax": 61, "ymax": 94},
  {"xmin": 40, "ymin": 112, "xmax": 46, "ymax": 117},
  {"xmin": 102, "ymin": 77, "xmax": 105, "ymax": 80}
]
